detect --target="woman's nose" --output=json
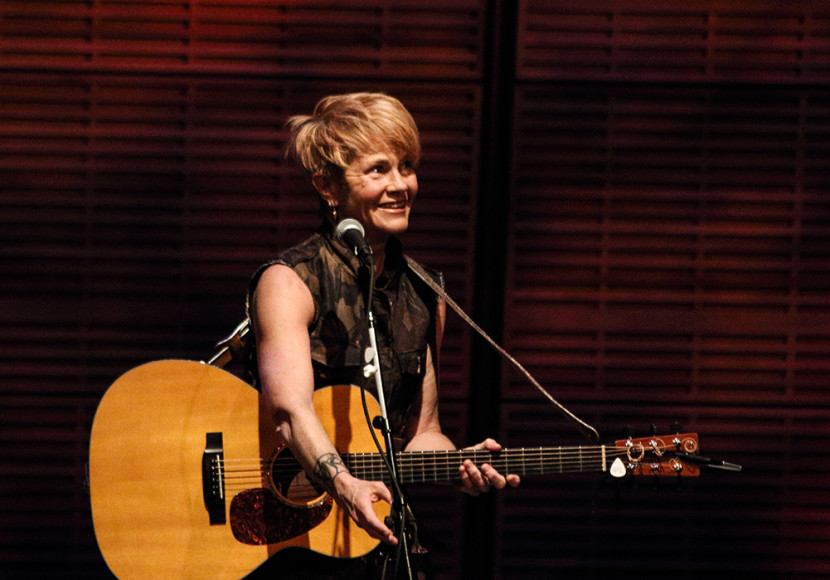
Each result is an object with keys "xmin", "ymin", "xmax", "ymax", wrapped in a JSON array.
[{"xmin": 387, "ymin": 167, "xmax": 409, "ymax": 192}]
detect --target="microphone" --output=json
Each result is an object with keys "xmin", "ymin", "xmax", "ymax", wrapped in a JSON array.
[{"xmin": 334, "ymin": 218, "xmax": 373, "ymax": 264}]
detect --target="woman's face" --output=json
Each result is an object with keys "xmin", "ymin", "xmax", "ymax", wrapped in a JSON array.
[{"xmin": 332, "ymin": 148, "xmax": 418, "ymax": 246}]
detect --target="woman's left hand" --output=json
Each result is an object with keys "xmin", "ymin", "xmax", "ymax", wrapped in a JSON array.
[{"xmin": 458, "ymin": 438, "xmax": 521, "ymax": 496}]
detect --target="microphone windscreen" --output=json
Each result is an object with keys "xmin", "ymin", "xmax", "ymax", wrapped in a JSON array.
[{"xmin": 334, "ymin": 218, "xmax": 364, "ymax": 241}]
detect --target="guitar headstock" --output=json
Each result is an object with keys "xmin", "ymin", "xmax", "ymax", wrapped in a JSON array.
[{"xmin": 614, "ymin": 431, "xmax": 701, "ymax": 477}]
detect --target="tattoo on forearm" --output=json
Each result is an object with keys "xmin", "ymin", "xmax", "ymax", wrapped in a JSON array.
[{"xmin": 313, "ymin": 453, "xmax": 349, "ymax": 493}]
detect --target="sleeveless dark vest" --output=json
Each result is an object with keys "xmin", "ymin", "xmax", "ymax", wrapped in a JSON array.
[{"xmin": 247, "ymin": 225, "xmax": 442, "ymax": 437}]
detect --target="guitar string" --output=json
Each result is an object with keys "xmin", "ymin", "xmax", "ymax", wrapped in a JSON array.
[
  {"xmin": 215, "ymin": 445, "xmax": 689, "ymax": 498},
  {"xmin": 216, "ymin": 446, "xmax": 652, "ymax": 468},
  {"xmin": 217, "ymin": 447, "xmax": 658, "ymax": 472},
  {"xmin": 213, "ymin": 446, "xmax": 672, "ymax": 489},
  {"xmin": 215, "ymin": 452, "xmax": 626, "ymax": 480}
]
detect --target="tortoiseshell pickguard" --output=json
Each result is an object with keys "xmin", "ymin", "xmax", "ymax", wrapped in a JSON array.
[{"xmin": 229, "ymin": 489, "xmax": 333, "ymax": 545}]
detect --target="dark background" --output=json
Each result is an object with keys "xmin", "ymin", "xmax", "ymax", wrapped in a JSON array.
[{"xmin": 1, "ymin": 1, "xmax": 828, "ymax": 578}]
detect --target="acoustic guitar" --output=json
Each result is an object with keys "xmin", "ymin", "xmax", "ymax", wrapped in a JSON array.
[{"xmin": 88, "ymin": 359, "xmax": 701, "ymax": 579}]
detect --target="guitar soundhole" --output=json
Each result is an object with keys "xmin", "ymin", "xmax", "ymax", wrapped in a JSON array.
[{"xmin": 268, "ymin": 446, "xmax": 327, "ymax": 506}]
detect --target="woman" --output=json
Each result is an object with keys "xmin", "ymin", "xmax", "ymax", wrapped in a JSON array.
[{"xmin": 247, "ymin": 92, "xmax": 519, "ymax": 578}]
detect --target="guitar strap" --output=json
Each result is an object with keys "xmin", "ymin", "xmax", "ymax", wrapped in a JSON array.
[{"xmin": 404, "ymin": 255, "xmax": 600, "ymax": 443}]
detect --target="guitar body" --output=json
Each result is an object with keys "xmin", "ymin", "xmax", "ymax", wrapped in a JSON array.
[
  {"xmin": 90, "ymin": 359, "xmax": 710, "ymax": 579},
  {"xmin": 89, "ymin": 360, "xmax": 387, "ymax": 580}
]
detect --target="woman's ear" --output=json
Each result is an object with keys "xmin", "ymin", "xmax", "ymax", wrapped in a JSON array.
[{"xmin": 312, "ymin": 171, "xmax": 337, "ymax": 205}]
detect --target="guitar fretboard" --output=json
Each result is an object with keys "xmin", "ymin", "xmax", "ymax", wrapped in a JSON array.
[{"xmin": 341, "ymin": 446, "xmax": 627, "ymax": 484}]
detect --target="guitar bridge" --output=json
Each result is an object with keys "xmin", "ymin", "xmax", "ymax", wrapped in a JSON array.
[{"xmin": 202, "ymin": 432, "xmax": 226, "ymax": 525}]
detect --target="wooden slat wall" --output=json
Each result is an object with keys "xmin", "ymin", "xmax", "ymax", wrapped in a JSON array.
[
  {"xmin": 518, "ymin": 0, "xmax": 830, "ymax": 83},
  {"xmin": 4, "ymin": 0, "xmax": 830, "ymax": 578},
  {"xmin": 499, "ymin": 1, "xmax": 830, "ymax": 579},
  {"xmin": 0, "ymin": 1, "xmax": 483, "ymax": 578}
]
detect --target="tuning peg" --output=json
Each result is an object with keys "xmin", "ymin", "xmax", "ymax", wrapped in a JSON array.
[
  {"xmin": 621, "ymin": 425, "xmax": 634, "ymax": 439},
  {"xmin": 670, "ymin": 422, "xmax": 683, "ymax": 433},
  {"xmin": 650, "ymin": 424, "xmax": 658, "ymax": 435}
]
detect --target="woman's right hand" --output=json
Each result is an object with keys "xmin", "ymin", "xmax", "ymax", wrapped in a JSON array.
[{"xmin": 334, "ymin": 473, "xmax": 398, "ymax": 545}]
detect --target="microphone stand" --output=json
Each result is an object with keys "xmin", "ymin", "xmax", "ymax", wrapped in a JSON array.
[{"xmin": 360, "ymin": 254, "xmax": 414, "ymax": 580}]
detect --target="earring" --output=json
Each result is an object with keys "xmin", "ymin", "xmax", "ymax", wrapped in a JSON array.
[{"xmin": 328, "ymin": 202, "xmax": 338, "ymax": 223}]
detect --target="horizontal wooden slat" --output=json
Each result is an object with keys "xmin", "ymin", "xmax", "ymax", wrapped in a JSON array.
[
  {"xmin": 518, "ymin": 0, "xmax": 830, "ymax": 82},
  {"xmin": 0, "ymin": 0, "xmax": 484, "ymax": 77}
]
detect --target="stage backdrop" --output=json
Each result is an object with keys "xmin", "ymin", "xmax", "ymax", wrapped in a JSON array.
[{"xmin": 1, "ymin": 1, "xmax": 828, "ymax": 579}]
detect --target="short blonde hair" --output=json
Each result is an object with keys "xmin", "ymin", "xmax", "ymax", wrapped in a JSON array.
[{"xmin": 286, "ymin": 92, "xmax": 421, "ymax": 184}]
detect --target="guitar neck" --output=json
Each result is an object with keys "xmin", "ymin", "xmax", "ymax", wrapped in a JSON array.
[{"xmin": 342, "ymin": 446, "xmax": 624, "ymax": 485}]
